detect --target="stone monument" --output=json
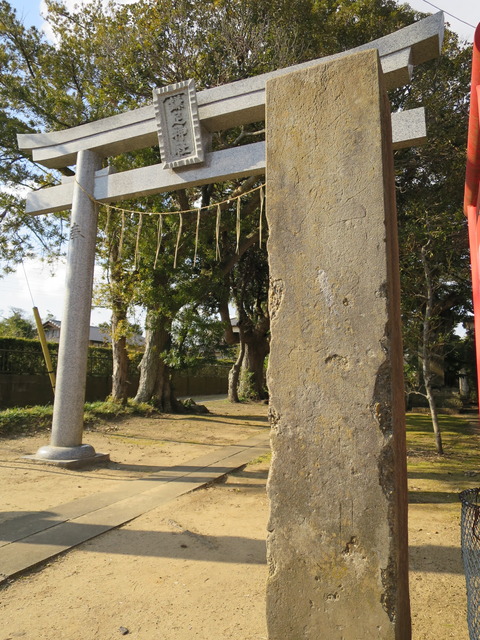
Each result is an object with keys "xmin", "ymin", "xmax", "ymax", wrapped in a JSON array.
[{"xmin": 266, "ymin": 49, "xmax": 409, "ymax": 639}]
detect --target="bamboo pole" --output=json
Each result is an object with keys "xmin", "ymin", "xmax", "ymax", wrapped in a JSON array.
[{"xmin": 32, "ymin": 306, "xmax": 56, "ymax": 396}]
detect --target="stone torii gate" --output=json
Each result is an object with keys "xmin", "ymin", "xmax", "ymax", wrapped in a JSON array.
[{"xmin": 18, "ymin": 13, "xmax": 444, "ymax": 640}]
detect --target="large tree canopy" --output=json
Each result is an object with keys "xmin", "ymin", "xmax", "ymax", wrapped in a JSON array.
[{"xmin": 0, "ymin": 0, "xmax": 473, "ymax": 418}]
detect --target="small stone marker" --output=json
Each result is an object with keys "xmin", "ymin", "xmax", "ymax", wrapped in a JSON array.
[
  {"xmin": 265, "ymin": 49, "xmax": 410, "ymax": 639},
  {"xmin": 153, "ymin": 79, "xmax": 204, "ymax": 169}
]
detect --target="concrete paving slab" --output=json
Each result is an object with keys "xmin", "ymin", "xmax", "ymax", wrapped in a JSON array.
[
  {"xmin": 0, "ymin": 433, "xmax": 268, "ymax": 547},
  {"xmin": 0, "ymin": 434, "xmax": 269, "ymax": 583}
]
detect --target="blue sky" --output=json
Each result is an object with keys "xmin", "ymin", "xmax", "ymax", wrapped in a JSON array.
[
  {"xmin": 0, "ymin": 0, "xmax": 479, "ymax": 324},
  {"xmin": 7, "ymin": 0, "xmax": 44, "ymax": 30}
]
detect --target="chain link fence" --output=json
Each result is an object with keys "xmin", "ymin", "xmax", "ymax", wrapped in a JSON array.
[{"xmin": 460, "ymin": 488, "xmax": 480, "ymax": 639}]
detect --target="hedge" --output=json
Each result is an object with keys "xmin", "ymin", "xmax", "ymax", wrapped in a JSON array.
[{"xmin": 0, "ymin": 337, "xmax": 141, "ymax": 377}]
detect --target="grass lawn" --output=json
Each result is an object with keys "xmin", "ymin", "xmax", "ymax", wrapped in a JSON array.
[
  {"xmin": 0, "ymin": 400, "xmax": 158, "ymax": 437},
  {"xmin": 406, "ymin": 412, "xmax": 480, "ymax": 505}
]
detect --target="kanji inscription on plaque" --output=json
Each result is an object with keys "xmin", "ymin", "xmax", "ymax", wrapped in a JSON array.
[{"xmin": 153, "ymin": 79, "xmax": 204, "ymax": 169}]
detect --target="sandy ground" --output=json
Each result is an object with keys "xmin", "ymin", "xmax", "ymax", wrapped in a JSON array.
[{"xmin": 0, "ymin": 398, "xmax": 470, "ymax": 639}]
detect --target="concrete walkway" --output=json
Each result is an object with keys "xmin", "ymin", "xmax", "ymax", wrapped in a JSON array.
[{"xmin": 0, "ymin": 432, "xmax": 269, "ymax": 584}]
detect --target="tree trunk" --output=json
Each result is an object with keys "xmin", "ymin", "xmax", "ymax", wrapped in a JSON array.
[
  {"xmin": 228, "ymin": 340, "xmax": 245, "ymax": 403},
  {"xmin": 134, "ymin": 310, "xmax": 173, "ymax": 410},
  {"xmin": 423, "ymin": 368, "xmax": 443, "ymax": 454},
  {"xmin": 420, "ymin": 245, "xmax": 444, "ymax": 455},
  {"xmin": 238, "ymin": 330, "xmax": 269, "ymax": 400},
  {"xmin": 219, "ymin": 298, "xmax": 237, "ymax": 346},
  {"xmin": 110, "ymin": 307, "xmax": 129, "ymax": 403},
  {"xmin": 108, "ymin": 239, "xmax": 132, "ymax": 403}
]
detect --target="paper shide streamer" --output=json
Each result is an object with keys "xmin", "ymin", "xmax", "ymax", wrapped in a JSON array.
[
  {"xmin": 215, "ymin": 204, "xmax": 221, "ymax": 261},
  {"xmin": 118, "ymin": 212, "xmax": 125, "ymax": 258},
  {"xmin": 259, "ymin": 186, "xmax": 264, "ymax": 249},
  {"xmin": 236, "ymin": 196, "xmax": 241, "ymax": 254}
]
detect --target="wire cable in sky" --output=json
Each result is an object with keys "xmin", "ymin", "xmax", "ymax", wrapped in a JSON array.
[
  {"xmin": 416, "ymin": 0, "xmax": 476, "ymax": 29},
  {"xmin": 21, "ymin": 259, "xmax": 36, "ymax": 307}
]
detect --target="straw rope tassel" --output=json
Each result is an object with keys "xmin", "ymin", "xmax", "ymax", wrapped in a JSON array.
[
  {"xmin": 194, "ymin": 207, "xmax": 201, "ymax": 265},
  {"xmin": 118, "ymin": 212, "xmax": 125, "ymax": 258},
  {"xmin": 236, "ymin": 195, "xmax": 241, "ymax": 254},
  {"xmin": 174, "ymin": 213, "xmax": 183, "ymax": 269},
  {"xmin": 259, "ymin": 186, "xmax": 265, "ymax": 248},
  {"xmin": 134, "ymin": 212, "xmax": 143, "ymax": 269},
  {"xmin": 154, "ymin": 214, "xmax": 163, "ymax": 270},
  {"xmin": 104, "ymin": 205, "xmax": 111, "ymax": 237},
  {"xmin": 215, "ymin": 204, "xmax": 221, "ymax": 261}
]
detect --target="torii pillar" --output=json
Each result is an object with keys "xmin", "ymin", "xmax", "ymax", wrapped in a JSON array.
[
  {"xmin": 265, "ymin": 50, "xmax": 410, "ymax": 639},
  {"xmin": 465, "ymin": 24, "xmax": 480, "ymax": 410},
  {"xmin": 32, "ymin": 149, "xmax": 109, "ymax": 466}
]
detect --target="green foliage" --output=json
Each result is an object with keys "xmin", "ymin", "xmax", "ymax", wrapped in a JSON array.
[
  {"xmin": 445, "ymin": 332, "xmax": 477, "ymax": 400},
  {"xmin": 0, "ymin": 0, "xmax": 416, "ymax": 269},
  {"xmin": 0, "ymin": 336, "xmax": 57, "ymax": 374},
  {"xmin": 238, "ymin": 369, "xmax": 257, "ymax": 401},
  {"xmin": 0, "ymin": 336, "xmax": 140, "ymax": 376},
  {"xmin": 0, "ymin": 308, "xmax": 36, "ymax": 338},
  {"xmin": 247, "ymin": 451, "xmax": 272, "ymax": 465},
  {"xmin": 0, "ymin": 1, "xmax": 73, "ymax": 271},
  {"xmin": 166, "ymin": 305, "xmax": 228, "ymax": 371},
  {"xmin": 175, "ymin": 362, "xmax": 231, "ymax": 377},
  {"xmin": 0, "ymin": 336, "xmax": 41, "ymax": 349},
  {"xmin": 230, "ymin": 245, "xmax": 270, "ymax": 399},
  {"xmin": 0, "ymin": 0, "xmax": 473, "ymax": 408},
  {"xmin": 83, "ymin": 399, "xmax": 158, "ymax": 422},
  {"xmin": 393, "ymin": 28, "xmax": 473, "ymax": 408},
  {"xmin": 0, "ymin": 404, "xmax": 54, "ymax": 436}
]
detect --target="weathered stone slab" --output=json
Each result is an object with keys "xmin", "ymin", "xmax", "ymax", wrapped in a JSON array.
[
  {"xmin": 265, "ymin": 50, "xmax": 410, "ymax": 639},
  {"xmin": 24, "ymin": 451, "xmax": 110, "ymax": 469}
]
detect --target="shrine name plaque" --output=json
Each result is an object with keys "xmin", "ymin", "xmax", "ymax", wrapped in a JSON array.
[{"xmin": 153, "ymin": 79, "xmax": 204, "ymax": 170}]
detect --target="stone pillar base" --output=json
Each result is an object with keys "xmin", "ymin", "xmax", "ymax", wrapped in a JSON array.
[{"xmin": 24, "ymin": 444, "xmax": 109, "ymax": 469}]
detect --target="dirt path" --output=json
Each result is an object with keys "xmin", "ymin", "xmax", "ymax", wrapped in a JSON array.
[{"xmin": 0, "ymin": 398, "xmax": 470, "ymax": 639}]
